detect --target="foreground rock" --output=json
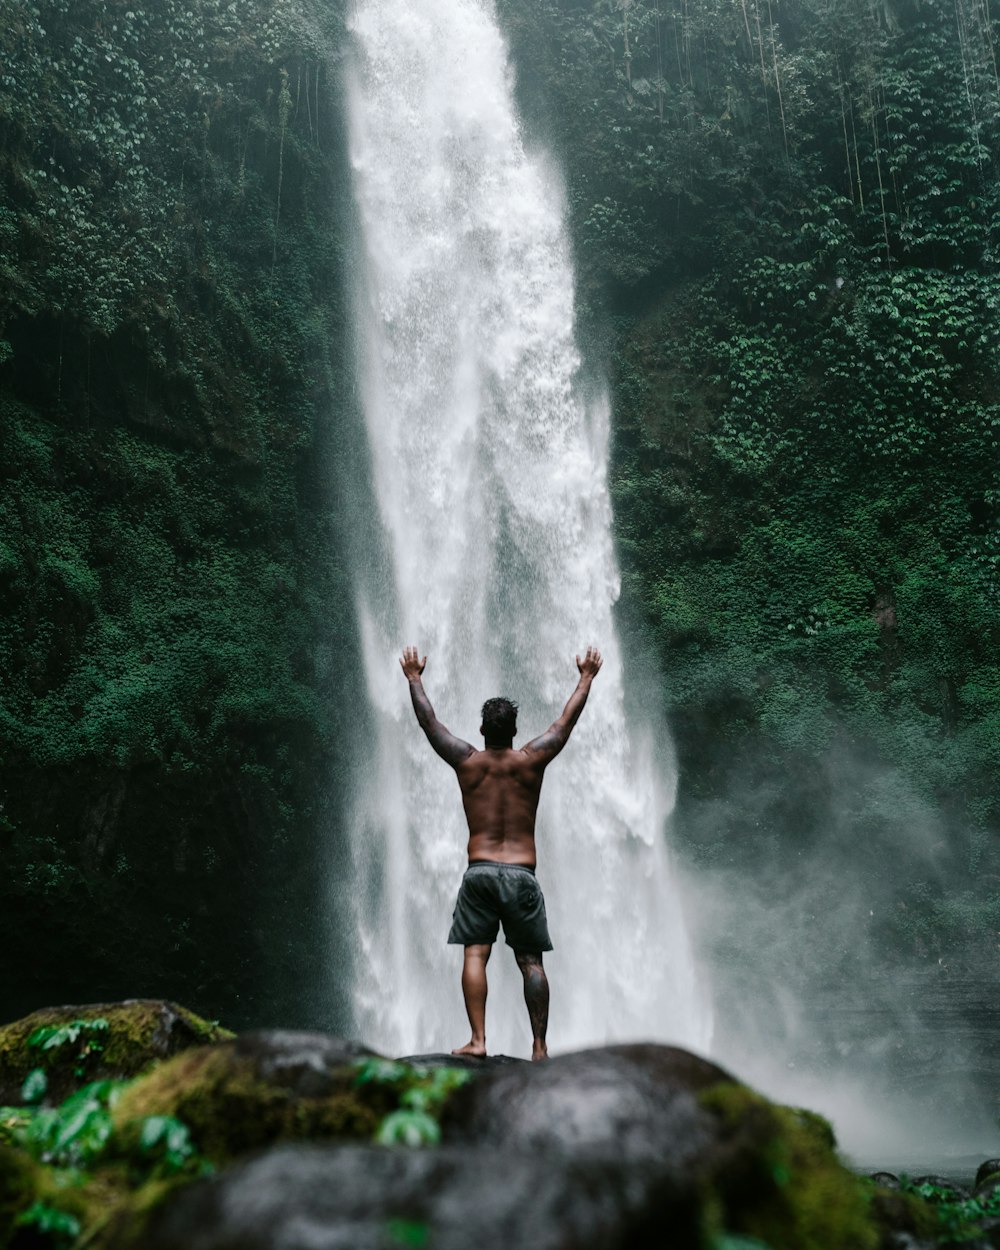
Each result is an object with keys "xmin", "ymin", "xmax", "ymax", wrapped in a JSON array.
[
  {"xmin": 138, "ymin": 1141, "xmax": 694, "ymax": 1250},
  {"xmin": 0, "ymin": 1005, "xmax": 985, "ymax": 1250},
  {"xmin": 0, "ymin": 1000, "xmax": 232, "ymax": 1103},
  {"xmin": 132, "ymin": 1042, "xmax": 879, "ymax": 1250},
  {"xmin": 112, "ymin": 1031, "xmax": 382, "ymax": 1162}
]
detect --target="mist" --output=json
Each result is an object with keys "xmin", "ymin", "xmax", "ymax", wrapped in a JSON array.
[{"xmin": 676, "ymin": 735, "xmax": 1000, "ymax": 1167}]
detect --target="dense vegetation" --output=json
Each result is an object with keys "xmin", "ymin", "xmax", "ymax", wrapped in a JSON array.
[
  {"xmin": 0, "ymin": 0, "xmax": 355, "ymax": 1026},
  {"xmin": 497, "ymin": 0, "xmax": 1000, "ymax": 1010},
  {"xmin": 3, "ymin": 0, "xmax": 999, "ymax": 1042}
]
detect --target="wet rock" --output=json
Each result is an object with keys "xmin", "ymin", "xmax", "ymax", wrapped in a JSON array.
[
  {"xmin": 0, "ymin": 1000, "xmax": 232, "ymax": 1103},
  {"xmin": 112, "ymin": 1030, "xmax": 384, "ymax": 1163},
  {"xmin": 397, "ymin": 1052, "xmax": 525, "ymax": 1069},
  {"xmin": 976, "ymin": 1159, "xmax": 1000, "ymax": 1190},
  {"xmin": 881, "ymin": 1236, "xmax": 938, "ymax": 1250},
  {"xmin": 870, "ymin": 1170, "xmax": 902, "ymax": 1189},
  {"xmin": 909, "ymin": 1174, "xmax": 972, "ymax": 1202},
  {"xmin": 867, "ymin": 1189, "xmax": 939, "ymax": 1249},
  {"xmin": 130, "ymin": 1043, "xmax": 882, "ymax": 1250},
  {"xmin": 233, "ymin": 1031, "xmax": 376, "ymax": 1097},
  {"xmin": 135, "ymin": 1141, "xmax": 700, "ymax": 1250},
  {"xmin": 441, "ymin": 1042, "xmax": 730, "ymax": 1167}
]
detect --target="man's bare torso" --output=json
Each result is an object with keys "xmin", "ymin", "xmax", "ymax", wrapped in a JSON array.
[
  {"xmin": 400, "ymin": 644, "xmax": 603, "ymax": 868},
  {"xmin": 454, "ymin": 746, "xmax": 545, "ymax": 867}
]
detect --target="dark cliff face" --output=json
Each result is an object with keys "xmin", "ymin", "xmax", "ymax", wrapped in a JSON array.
[{"xmin": 0, "ymin": 0, "xmax": 357, "ymax": 1027}]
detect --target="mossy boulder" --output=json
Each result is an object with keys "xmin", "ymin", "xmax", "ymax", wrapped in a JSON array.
[
  {"xmin": 696, "ymin": 1082, "xmax": 878, "ymax": 1250},
  {"xmin": 443, "ymin": 1043, "xmax": 881, "ymax": 1250},
  {"xmin": 0, "ymin": 1001, "xmax": 233, "ymax": 1105},
  {"xmin": 111, "ymin": 1031, "xmax": 387, "ymax": 1164}
]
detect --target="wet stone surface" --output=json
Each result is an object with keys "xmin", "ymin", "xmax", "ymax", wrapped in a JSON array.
[
  {"xmin": 233, "ymin": 1031, "xmax": 376, "ymax": 1097},
  {"xmin": 396, "ymin": 1052, "xmax": 526, "ymax": 1070},
  {"xmin": 441, "ymin": 1042, "xmax": 732, "ymax": 1169},
  {"xmin": 142, "ymin": 1141, "xmax": 697, "ymax": 1250},
  {"xmin": 139, "ymin": 1044, "xmax": 736, "ymax": 1250}
]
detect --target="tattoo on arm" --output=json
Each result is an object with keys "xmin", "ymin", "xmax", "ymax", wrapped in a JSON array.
[
  {"xmin": 524, "ymin": 678, "xmax": 592, "ymax": 764},
  {"xmin": 408, "ymin": 678, "xmax": 474, "ymax": 768}
]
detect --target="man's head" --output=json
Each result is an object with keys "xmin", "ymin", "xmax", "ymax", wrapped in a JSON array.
[{"xmin": 481, "ymin": 696, "xmax": 518, "ymax": 747}]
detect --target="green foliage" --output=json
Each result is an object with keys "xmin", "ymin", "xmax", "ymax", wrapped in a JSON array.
[
  {"xmin": 375, "ymin": 1109, "xmax": 442, "ymax": 1148},
  {"xmin": 24, "ymin": 1018, "xmax": 110, "ymax": 1086},
  {"xmin": 15, "ymin": 1201, "xmax": 81, "ymax": 1244},
  {"xmin": 385, "ymin": 1218, "xmax": 431, "ymax": 1248},
  {"xmin": 0, "ymin": 0, "xmax": 357, "ymax": 1026},
  {"xmin": 0, "ymin": 1070, "xmax": 211, "ymax": 1247},
  {"xmin": 13, "ymin": 1079, "xmax": 123, "ymax": 1167},
  {"xmin": 28, "ymin": 1018, "xmax": 109, "ymax": 1053},
  {"xmin": 16, "ymin": 1089, "xmax": 205, "ymax": 1181},
  {"xmin": 135, "ymin": 1114, "xmax": 197, "ymax": 1174},
  {"xmin": 898, "ymin": 1175, "xmax": 1000, "ymax": 1242},
  {"xmin": 354, "ymin": 1059, "xmax": 474, "ymax": 1149},
  {"xmin": 21, "ymin": 1069, "xmax": 48, "ymax": 1105}
]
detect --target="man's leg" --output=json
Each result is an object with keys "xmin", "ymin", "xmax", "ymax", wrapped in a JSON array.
[
  {"xmin": 453, "ymin": 943, "xmax": 492, "ymax": 1058},
  {"xmin": 515, "ymin": 949, "xmax": 549, "ymax": 1061}
]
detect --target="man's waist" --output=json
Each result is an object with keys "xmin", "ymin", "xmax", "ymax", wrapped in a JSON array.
[{"xmin": 466, "ymin": 859, "xmax": 535, "ymax": 875}]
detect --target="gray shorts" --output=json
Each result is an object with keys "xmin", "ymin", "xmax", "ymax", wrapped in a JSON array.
[{"xmin": 448, "ymin": 861, "xmax": 553, "ymax": 953}]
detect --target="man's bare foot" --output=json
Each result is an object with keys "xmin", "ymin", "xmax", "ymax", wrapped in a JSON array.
[
  {"xmin": 531, "ymin": 1045, "xmax": 548, "ymax": 1062},
  {"xmin": 452, "ymin": 1040, "xmax": 487, "ymax": 1058}
]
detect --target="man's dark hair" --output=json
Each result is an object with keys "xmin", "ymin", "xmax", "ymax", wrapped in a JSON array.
[{"xmin": 481, "ymin": 696, "xmax": 518, "ymax": 744}]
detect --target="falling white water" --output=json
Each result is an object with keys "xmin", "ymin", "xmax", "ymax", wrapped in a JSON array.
[{"xmin": 344, "ymin": 0, "xmax": 710, "ymax": 1059}]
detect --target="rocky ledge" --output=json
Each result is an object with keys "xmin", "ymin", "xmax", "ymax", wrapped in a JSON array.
[{"xmin": 0, "ymin": 1001, "xmax": 997, "ymax": 1249}]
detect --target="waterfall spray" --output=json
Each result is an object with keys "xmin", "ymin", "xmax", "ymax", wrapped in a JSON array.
[{"xmin": 343, "ymin": 0, "xmax": 710, "ymax": 1058}]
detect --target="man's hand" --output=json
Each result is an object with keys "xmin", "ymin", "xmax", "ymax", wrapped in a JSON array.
[
  {"xmin": 575, "ymin": 645, "xmax": 603, "ymax": 681},
  {"xmin": 400, "ymin": 645, "xmax": 427, "ymax": 681}
]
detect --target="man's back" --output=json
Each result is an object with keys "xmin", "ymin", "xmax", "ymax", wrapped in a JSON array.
[
  {"xmin": 400, "ymin": 644, "xmax": 604, "ymax": 866},
  {"xmin": 455, "ymin": 747, "xmax": 546, "ymax": 866},
  {"xmin": 399, "ymin": 644, "xmax": 603, "ymax": 1061}
]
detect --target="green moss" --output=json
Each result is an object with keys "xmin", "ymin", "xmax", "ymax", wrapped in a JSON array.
[
  {"xmin": 112, "ymin": 1044, "xmax": 387, "ymax": 1164},
  {"xmin": 0, "ymin": 1002, "xmax": 233, "ymax": 1104},
  {"xmin": 866, "ymin": 1187, "xmax": 939, "ymax": 1246},
  {"xmin": 0, "ymin": 1143, "xmax": 42, "ymax": 1248},
  {"xmin": 698, "ymin": 1083, "xmax": 878, "ymax": 1250}
]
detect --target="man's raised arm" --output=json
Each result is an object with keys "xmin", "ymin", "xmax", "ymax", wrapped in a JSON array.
[
  {"xmin": 400, "ymin": 646, "xmax": 475, "ymax": 768},
  {"xmin": 523, "ymin": 645, "xmax": 603, "ymax": 766}
]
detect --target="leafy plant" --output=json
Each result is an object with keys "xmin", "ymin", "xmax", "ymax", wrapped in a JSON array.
[
  {"xmin": 898, "ymin": 1175, "xmax": 1000, "ymax": 1242},
  {"xmin": 18, "ymin": 1079, "xmax": 122, "ymax": 1167},
  {"xmin": 25, "ymin": 1017, "xmax": 111, "ymax": 1081},
  {"xmin": 354, "ymin": 1059, "xmax": 474, "ymax": 1149},
  {"xmin": 21, "ymin": 1067, "xmax": 48, "ymax": 1104},
  {"xmin": 135, "ymin": 1113, "xmax": 197, "ymax": 1175},
  {"xmin": 15, "ymin": 1202, "xmax": 81, "ymax": 1243}
]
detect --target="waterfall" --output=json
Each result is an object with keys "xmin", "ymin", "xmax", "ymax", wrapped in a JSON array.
[{"xmin": 343, "ymin": 0, "xmax": 710, "ymax": 1058}]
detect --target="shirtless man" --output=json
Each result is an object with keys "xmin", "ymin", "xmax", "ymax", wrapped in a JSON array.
[{"xmin": 399, "ymin": 644, "xmax": 603, "ymax": 1061}]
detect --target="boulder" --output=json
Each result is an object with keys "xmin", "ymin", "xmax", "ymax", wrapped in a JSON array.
[
  {"xmin": 0, "ymin": 1000, "xmax": 232, "ymax": 1104},
  {"xmin": 133, "ymin": 1141, "xmax": 702, "ymax": 1250},
  {"xmin": 441, "ymin": 1042, "xmax": 728, "ymax": 1167},
  {"xmin": 112, "ymin": 1030, "xmax": 385, "ymax": 1163},
  {"xmin": 130, "ymin": 1043, "xmax": 881, "ymax": 1250},
  {"xmin": 977, "ymin": 1159, "xmax": 1000, "ymax": 1191}
]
